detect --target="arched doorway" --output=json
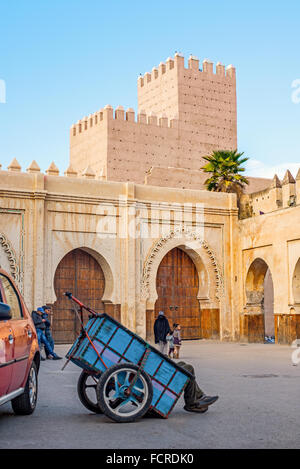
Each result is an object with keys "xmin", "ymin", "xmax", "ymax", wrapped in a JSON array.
[
  {"xmin": 52, "ymin": 248, "xmax": 105, "ymax": 343},
  {"xmin": 264, "ymin": 268, "xmax": 275, "ymax": 337},
  {"xmin": 154, "ymin": 247, "xmax": 200, "ymax": 339},
  {"xmin": 292, "ymin": 258, "xmax": 300, "ymax": 306},
  {"xmin": 243, "ymin": 258, "xmax": 274, "ymax": 342}
]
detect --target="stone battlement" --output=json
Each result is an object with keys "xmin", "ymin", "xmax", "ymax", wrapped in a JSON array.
[
  {"xmin": 240, "ymin": 169, "xmax": 300, "ymax": 218},
  {"xmin": 0, "ymin": 158, "xmax": 237, "ymax": 212},
  {"xmin": 1, "ymin": 157, "xmax": 104, "ymax": 179},
  {"xmin": 137, "ymin": 53, "xmax": 236, "ymax": 88},
  {"xmin": 71, "ymin": 104, "xmax": 179, "ymax": 138}
]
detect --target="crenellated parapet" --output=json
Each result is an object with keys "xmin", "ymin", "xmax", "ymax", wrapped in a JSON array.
[
  {"xmin": 0, "ymin": 158, "xmax": 105, "ymax": 180},
  {"xmin": 70, "ymin": 104, "xmax": 180, "ymax": 138},
  {"xmin": 137, "ymin": 53, "xmax": 235, "ymax": 88},
  {"xmin": 240, "ymin": 169, "xmax": 300, "ymax": 218}
]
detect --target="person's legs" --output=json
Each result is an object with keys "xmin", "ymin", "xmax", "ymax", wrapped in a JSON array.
[
  {"xmin": 40, "ymin": 332, "xmax": 61, "ymax": 359},
  {"xmin": 158, "ymin": 341, "xmax": 167, "ymax": 355},
  {"xmin": 175, "ymin": 345, "xmax": 180, "ymax": 358},
  {"xmin": 36, "ymin": 329, "xmax": 43, "ymax": 349},
  {"xmin": 178, "ymin": 362, "xmax": 204, "ymax": 405},
  {"xmin": 178, "ymin": 361, "xmax": 218, "ymax": 412},
  {"xmin": 36, "ymin": 329, "xmax": 47, "ymax": 361},
  {"xmin": 45, "ymin": 329, "xmax": 54, "ymax": 355}
]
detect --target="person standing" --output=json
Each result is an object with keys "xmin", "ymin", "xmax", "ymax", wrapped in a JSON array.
[
  {"xmin": 41, "ymin": 305, "xmax": 55, "ymax": 356},
  {"xmin": 166, "ymin": 331, "xmax": 175, "ymax": 358},
  {"xmin": 173, "ymin": 323, "xmax": 182, "ymax": 358},
  {"xmin": 154, "ymin": 311, "xmax": 171, "ymax": 355},
  {"xmin": 32, "ymin": 310, "xmax": 62, "ymax": 360}
]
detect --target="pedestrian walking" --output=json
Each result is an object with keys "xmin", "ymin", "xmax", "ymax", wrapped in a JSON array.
[
  {"xmin": 173, "ymin": 323, "xmax": 182, "ymax": 358},
  {"xmin": 154, "ymin": 311, "xmax": 171, "ymax": 355},
  {"xmin": 32, "ymin": 310, "xmax": 62, "ymax": 360}
]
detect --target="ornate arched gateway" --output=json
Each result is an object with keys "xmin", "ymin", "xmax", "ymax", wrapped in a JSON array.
[
  {"xmin": 52, "ymin": 248, "xmax": 105, "ymax": 343},
  {"xmin": 142, "ymin": 226, "xmax": 223, "ymax": 341},
  {"xmin": 154, "ymin": 247, "xmax": 201, "ymax": 339}
]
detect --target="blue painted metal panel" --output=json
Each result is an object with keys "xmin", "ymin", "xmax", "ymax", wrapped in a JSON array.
[{"xmin": 66, "ymin": 314, "xmax": 192, "ymax": 418}]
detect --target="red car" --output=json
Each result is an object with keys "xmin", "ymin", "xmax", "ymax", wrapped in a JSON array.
[{"xmin": 0, "ymin": 268, "xmax": 40, "ymax": 414}]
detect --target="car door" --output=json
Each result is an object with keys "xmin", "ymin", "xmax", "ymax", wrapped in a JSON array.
[
  {"xmin": 0, "ymin": 319, "xmax": 14, "ymax": 397},
  {"xmin": 0, "ymin": 273, "xmax": 32, "ymax": 392}
]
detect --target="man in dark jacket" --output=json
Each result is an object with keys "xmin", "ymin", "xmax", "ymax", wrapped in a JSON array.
[
  {"xmin": 32, "ymin": 310, "xmax": 62, "ymax": 360},
  {"xmin": 154, "ymin": 311, "xmax": 171, "ymax": 355}
]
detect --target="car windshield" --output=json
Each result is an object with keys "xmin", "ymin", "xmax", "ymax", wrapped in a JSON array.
[{"xmin": 0, "ymin": 273, "xmax": 23, "ymax": 319}]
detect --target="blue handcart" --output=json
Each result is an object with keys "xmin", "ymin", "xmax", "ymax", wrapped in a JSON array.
[{"xmin": 63, "ymin": 292, "xmax": 193, "ymax": 423}]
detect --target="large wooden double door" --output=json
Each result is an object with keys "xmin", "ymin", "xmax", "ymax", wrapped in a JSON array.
[
  {"xmin": 155, "ymin": 247, "xmax": 201, "ymax": 339},
  {"xmin": 52, "ymin": 249, "xmax": 105, "ymax": 343}
]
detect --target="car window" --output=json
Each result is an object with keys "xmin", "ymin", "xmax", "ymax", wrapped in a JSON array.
[{"xmin": 0, "ymin": 274, "xmax": 23, "ymax": 319}]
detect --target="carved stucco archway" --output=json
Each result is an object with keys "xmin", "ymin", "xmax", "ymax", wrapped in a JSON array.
[
  {"xmin": 0, "ymin": 232, "xmax": 21, "ymax": 290},
  {"xmin": 141, "ymin": 225, "xmax": 224, "ymax": 310}
]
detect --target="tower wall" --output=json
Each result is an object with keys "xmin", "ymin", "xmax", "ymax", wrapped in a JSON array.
[
  {"xmin": 137, "ymin": 56, "xmax": 180, "ymax": 119},
  {"xmin": 138, "ymin": 54, "xmax": 237, "ymax": 153},
  {"xmin": 70, "ymin": 53, "xmax": 237, "ymax": 183}
]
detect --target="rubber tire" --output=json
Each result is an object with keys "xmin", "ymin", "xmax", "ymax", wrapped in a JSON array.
[
  {"xmin": 11, "ymin": 361, "xmax": 38, "ymax": 415},
  {"xmin": 97, "ymin": 363, "xmax": 153, "ymax": 423},
  {"xmin": 77, "ymin": 370, "xmax": 103, "ymax": 414}
]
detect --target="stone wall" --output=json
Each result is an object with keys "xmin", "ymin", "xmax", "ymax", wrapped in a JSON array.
[
  {"xmin": 240, "ymin": 169, "xmax": 299, "ymax": 218},
  {"xmin": 0, "ymin": 160, "xmax": 239, "ymax": 341},
  {"xmin": 239, "ymin": 188, "xmax": 300, "ymax": 344}
]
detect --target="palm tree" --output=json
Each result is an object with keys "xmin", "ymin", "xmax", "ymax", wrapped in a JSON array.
[{"xmin": 201, "ymin": 150, "xmax": 249, "ymax": 196}]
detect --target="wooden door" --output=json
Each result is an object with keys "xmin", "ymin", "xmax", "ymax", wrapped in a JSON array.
[
  {"xmin": 52, "ymin": 249, "xmax": 105, "ymax": 343},
  {"xmin": 155, "ymin": 247, "xmax": 200, "ymax": 339}
]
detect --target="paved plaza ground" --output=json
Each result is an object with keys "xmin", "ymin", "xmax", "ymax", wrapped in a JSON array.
[{"xmin": 1, "ymin": 340, "xmax": 300, "ymax": 449}]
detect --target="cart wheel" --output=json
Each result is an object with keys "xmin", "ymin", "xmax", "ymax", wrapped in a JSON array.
[
  {"xmin": 78, "ymin": 370, "xmax": 115, "ymax": 413},
  {"xmin": 97, "ymin": 363, "xmax": 153, "ymax": 423},
  {"xmin": 77, "ymin": 370, "xmax": 103, "ymax": 413}
]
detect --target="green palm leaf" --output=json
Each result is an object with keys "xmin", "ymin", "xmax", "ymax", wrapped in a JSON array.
[{"xmin": 201, "ymin": 150, "xmax": 249, "ymax": 195}]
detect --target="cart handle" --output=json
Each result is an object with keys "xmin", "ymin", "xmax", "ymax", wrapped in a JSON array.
[
  {"xmin": 64, "ymin": 292, "xmax": 99, "ymax": 317},
  {"xmin": 63, "ymin": 291, "xmax": 109, "ymax": 372}
]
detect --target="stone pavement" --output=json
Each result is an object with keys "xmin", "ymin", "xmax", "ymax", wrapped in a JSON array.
[{"xmin": 0, "ymin": 340, "xmax": 300, "ymax": 449}]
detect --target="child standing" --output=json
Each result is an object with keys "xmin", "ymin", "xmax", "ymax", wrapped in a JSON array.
[
  {"xmin": 173, "ymin": 323, "xmax": 182, "ymax": 358},
  {"xmin": 166, "ymin": 331, "xmax": 175, "ymax": 358}
]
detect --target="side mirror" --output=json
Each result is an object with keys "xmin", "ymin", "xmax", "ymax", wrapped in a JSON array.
[{"xmin": 0, "ymin": 302, "xmax": 11, "ymax": 321}]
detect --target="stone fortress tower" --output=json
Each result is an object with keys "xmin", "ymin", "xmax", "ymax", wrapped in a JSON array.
[{"xmin": 70, "ymin": 53, "xmax": 237, "ymax": 185}]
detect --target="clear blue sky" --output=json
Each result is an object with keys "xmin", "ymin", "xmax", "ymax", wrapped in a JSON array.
[{"xmin": 0, "ymin": 0, "xmax": 300, "ymax": 178}]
